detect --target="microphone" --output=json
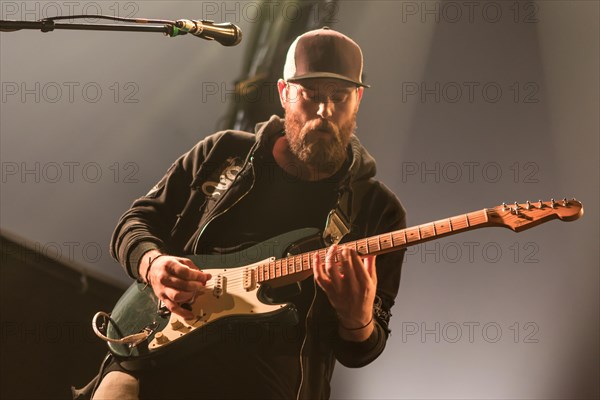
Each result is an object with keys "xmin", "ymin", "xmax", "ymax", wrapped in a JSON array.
[{"xmin": 175, "ymin": 19, "xmax": 242, "ymax": 46}]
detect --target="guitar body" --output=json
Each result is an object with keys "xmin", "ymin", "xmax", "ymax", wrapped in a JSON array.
[{"xmin": 105, "ymin": 227, "xmax": 321, "ymax": 371}]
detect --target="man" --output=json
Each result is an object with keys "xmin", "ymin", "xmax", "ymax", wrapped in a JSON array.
[{"xmin": 93, "ymin": 28, "xmax": 406, "ymax": 399}]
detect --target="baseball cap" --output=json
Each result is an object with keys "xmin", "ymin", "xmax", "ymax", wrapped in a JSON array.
[{"xmin": 283, "ymin": 27, "xmax": 370, "ymax": 88}]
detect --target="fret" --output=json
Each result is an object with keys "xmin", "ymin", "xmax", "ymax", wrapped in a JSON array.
[
  {"xmin": 434, "ymin": 219, "xmax": 450, "ymax": 235},
  {"xmin": 393, "ymin": 232, "xmax": 400, "ymax": 246},
  {"xmin": 367, "ymin": 238, "xmax": 376, "ymax": 253},
  {"xmin": 381, "ymin": 233, "xmax": 392, "ymax": 250},
  {"xmin": 417, "ymin": 226, "xmax": 422, "ymax": 240},
  {"xmin": 465, "ymin": 214, "xmax": 470, "ymax": 227},
  {"xmin": 319, "ymin": 248, "xmax": 327, "ymax": 262},
  {"xmin": 275, "ymin": 260, "xmax": 281, "ymax": 278},
  {"xmin": 450, "ymin": 216, "xmax": 464, "ymax": 230},
  {"xmin": 357, "ymin": 239, "xmax": 368, "ymax": 255},
  {"xmin": 390, "ymin": 233, "xmax": 398, "ymax": 247},
  {"xmin": 377, "ymin": 235, "xmax": 382, "ymax": 251},
  {"xmin": 403, "ymin": 229, "xmax": 408, "ymax": 244},
  {"xmin": 432, "ymin": 222, "xmax": 437, "ymax": 236},
  {"xmin": 420, "ymin": 223, "xmax": 434, "ymax": 239},
  {"xmin": 406, "ymin": 228, "xmax": 419, "ymax": 242}
]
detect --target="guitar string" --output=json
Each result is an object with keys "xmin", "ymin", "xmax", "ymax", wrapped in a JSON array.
[
  {"xmin": 198, "ymin": 208, "xmax": 561, "ymax": 291},
  {"xmin": 198, "ymin": 212, "xmax": 491, "ymax": 284}
]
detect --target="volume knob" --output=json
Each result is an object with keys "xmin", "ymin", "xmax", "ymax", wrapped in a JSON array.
[
  {"xmin": 154, "ymin": 332, "xmax": 169, "ymax": 344},
  {"xmin": 171, "ymin": 319, "xmax": 184, "ymax": 330}
]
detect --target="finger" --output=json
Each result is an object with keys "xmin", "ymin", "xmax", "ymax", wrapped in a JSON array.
[
  {"xmin": 344, "ymin": 247, "xmax": 365, "ymax": 286},
  {"xmin": 176, "ymin": 257, "xmax": 198, "ymax": 269},
  {"xmin": 160, "ymin": 296, "xmax": 195, "ymax": 320},
  {"xmin": 313, "ymin": 252, "xmax": 332, "ymax": 291},
  {"xmin": 164, "ymin": 287, "xmax": 197, "ymax": 304},
  {"xmin": 156, "ymin": 273, "xmax": 205, "ymax": 292},
  {"xmin": 167, "ymin": 261, "xmax": 211, "ymax": 284},
  {"xmin": 364, "ymin": 255, "xmax": 377, "ymax": 283},
  {"xmin": 176, "ymin": 257, "xmax": 210, "ymax": 281},
  {"xmin": 325, "ymin": 245, "xmax": 342, "ymax": 286}
]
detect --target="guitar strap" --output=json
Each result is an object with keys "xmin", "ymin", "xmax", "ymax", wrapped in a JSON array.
[{"xmin": 322, "ymin": 185, "xmax": 352, "ymax": 246}]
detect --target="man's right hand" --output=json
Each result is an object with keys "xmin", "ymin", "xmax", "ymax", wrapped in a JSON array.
[{"xmin": 138, "ymin": 250, "xmax": 212, "ymax": 319}]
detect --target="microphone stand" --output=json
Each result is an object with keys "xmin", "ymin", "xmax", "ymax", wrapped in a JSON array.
[
  {"xmin": 1, "ymin": 15, "xmax": 242, "ymax": 45},
  {"xmin": 0, "ymin": 19, "xmax": 179, "ymax": 35},
  {"xmin": 1, "ymin": 16, "xmax": 190, "ymax": 37}
]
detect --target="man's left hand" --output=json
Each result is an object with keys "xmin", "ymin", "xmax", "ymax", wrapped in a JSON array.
[{"xmin": 313, "ymin": 244, "xmax": 377, "ymax": 342}]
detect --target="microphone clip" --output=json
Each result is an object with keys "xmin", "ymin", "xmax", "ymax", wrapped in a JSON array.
[{"xmin": 174, "ymin": 19, "xmax": 241, "ymax": 46}]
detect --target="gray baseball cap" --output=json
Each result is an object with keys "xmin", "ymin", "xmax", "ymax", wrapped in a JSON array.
[{"xmin": 283, "ymin": 27, "xmax": 370, "ymax": 88}]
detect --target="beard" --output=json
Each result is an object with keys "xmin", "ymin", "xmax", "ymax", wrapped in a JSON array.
[{"xmin": 284, "ymin": 108, "xmax": 356, "ymax": 176}]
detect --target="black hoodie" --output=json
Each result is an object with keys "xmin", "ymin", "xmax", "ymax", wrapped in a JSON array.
[{"xmin": 109, "ymin": 115, "xmax": 407, "ymax": 399}]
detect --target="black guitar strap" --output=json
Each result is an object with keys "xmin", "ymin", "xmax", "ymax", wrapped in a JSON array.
[{"xmin": 322, "ymin": 184, "xmax": 352, "ymax": 246}]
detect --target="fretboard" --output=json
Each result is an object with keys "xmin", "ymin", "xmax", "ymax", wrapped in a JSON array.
[{"xmin": 256, "ymin": 209, "xmax": 490, "ymax": 284}]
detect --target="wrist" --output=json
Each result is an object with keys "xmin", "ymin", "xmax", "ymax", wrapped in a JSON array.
[
  {"xmin": 338, "ymin": 317, "xmax": 374, "ymax": 342},
  {"xmin": 138, "ymin": 249, "xmax": 163, "ymax": 284},
  {"xmin": 337, "ymin": 314, "xmax": 374, "ymax": 342}
]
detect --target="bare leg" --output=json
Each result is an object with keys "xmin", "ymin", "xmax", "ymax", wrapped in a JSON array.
[{"xmin": 92, "ymin": 371, "xmax": 139, "ymax": 400}]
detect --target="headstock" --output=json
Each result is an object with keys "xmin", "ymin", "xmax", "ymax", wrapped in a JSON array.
[{"xmin": 487, "ymin": 198, "xmax": 583, "ymax": 232}]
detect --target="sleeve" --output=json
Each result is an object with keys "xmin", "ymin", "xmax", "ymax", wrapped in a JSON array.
[
  {"xmin": 109, "ymin": 133, "xmax": 221, "ymax": 281},
  {"xmin": 333, "ymin": 181, "xmax": 407, "ymax": 368}
]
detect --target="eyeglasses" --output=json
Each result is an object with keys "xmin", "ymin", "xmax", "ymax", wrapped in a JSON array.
[{"xmin": 285, "ymin": 82, "xmax": 358, "ymax": 104}]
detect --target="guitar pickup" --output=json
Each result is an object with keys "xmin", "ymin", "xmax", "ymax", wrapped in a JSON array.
[
  {"xmin": 213, "ymin": 274, "xmax": 227, "ymax": 298},
  {"xmin": 242, "ymin": 267, "xmax": 255, "ymax": 291}
]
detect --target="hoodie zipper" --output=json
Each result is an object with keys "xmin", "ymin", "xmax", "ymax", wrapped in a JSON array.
[{"xmin": 192, "ymin": 154, "xmax": 256, "ymax": 254}]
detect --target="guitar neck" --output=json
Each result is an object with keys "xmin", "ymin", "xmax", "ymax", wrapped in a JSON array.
[{"xmin": 257, "ymin": 209, "xmax": 490, "ymax": 284}]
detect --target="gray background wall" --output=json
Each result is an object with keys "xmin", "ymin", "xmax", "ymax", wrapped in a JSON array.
[{"xmin": 1, "ymin": 1, "xmax": 598, "ymax": 398}]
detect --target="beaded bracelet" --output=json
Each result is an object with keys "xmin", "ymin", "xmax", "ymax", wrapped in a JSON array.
[
  {"xmin": 143, "ymin": 254, "xmax": 165, "ymax": 289},
  {"xmin": 339, "ymin": 316, "xmax": 373, "ymax": 331}
]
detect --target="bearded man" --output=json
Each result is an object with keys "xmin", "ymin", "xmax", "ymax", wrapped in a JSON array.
[{"xmin": 90, "ymin": 28, "xmax": 406, "ymax": 400}]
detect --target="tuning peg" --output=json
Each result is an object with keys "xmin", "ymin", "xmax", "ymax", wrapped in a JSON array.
[
  {"xmin": 526, "ymin": 200, "xmax": 532, "ymax": 210},
  {"xmin": 562, "ymin": 198, "xmax": 568, "ymax": 206},
  {"xmin": 550, "ymin": 198, "xmax": 557, "ymax": 208},
  {"xmin": 511, "ymin": 202, "xmax": 522, "ymax": 216},
  {"xmin": 537, "ymin": 200, "xmax": 543, "ymax": 209},
  {"xmin": 502, "ymin": 202, "xmax": 508, "ymax": 211}
]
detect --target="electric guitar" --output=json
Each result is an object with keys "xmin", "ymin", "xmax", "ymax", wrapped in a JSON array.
[{"xmin": 93, "ymin": 198, "xmax": 583, "ymax": 370}]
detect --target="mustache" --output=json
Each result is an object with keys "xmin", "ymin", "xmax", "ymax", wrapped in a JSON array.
[{"xmin": 305, "ymin": 119, "xmax": 338, "ymax": 134}]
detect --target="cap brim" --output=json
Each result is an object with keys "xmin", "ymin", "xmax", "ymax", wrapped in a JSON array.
[{"xmin": 287, "ymin": 72, "xmax": 370, "ymax": 88}]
